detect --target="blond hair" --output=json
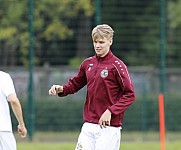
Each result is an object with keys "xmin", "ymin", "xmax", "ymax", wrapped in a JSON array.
[{"xmin": 92, "ymin": 24, "xmax": 114, "ymax": 40}]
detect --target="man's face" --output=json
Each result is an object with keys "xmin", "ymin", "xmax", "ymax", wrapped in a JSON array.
[{"xmin": 93, "ymin": 37, "xmax": 112, "ymax": 57}]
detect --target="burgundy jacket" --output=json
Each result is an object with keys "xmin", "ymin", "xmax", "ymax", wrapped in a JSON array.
[{"xmin": 58, "ymin": 51, "xmax": 135, "ymax": 127}]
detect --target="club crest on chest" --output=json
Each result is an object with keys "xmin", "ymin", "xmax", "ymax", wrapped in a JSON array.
[{"xmin": 100, "ymin": 69, "xmax": 108, "ymax": 78}]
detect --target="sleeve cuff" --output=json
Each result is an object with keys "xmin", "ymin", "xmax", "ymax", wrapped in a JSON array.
[{"xmin": 107, "ymin": 106, "xmax": 113, "ymax": 114}]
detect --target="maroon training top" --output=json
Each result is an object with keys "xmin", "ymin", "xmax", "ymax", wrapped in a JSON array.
[{"xmin": 58, "ymin": 51, "xmax": 135, "ymax": 127}]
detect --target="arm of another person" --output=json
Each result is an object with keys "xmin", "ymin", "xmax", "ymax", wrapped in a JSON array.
[{"xmin": 8, "ymin": 94, "xmax": 27, "ymax": 138}]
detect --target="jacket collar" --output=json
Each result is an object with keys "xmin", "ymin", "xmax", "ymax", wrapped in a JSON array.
[{"xmin": 96, "ymin": 50, "xmax": 113, "ymax": 61}]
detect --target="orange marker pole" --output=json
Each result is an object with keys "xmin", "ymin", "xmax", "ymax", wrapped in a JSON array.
[{"xmin": 158, "ymin": 93, "xmax": 166, "ymax": 150}]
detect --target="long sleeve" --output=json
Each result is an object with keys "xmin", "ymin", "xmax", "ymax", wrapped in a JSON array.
[
  {"xmin": 58, "ymin": 63, "xmax": 87, "ymax": 97},
  {"xmin": 108, "ymin": 61, "xmax": 136, "ymax": 115}
]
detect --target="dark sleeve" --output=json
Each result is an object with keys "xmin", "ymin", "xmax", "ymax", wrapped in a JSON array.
[
  {"xmin": 108, "ymin": 61, "xmax": 136, "ymax": 115},
  {"xmin": 58, "ymin": 63, "xmax": 87, "ymax": 97}
]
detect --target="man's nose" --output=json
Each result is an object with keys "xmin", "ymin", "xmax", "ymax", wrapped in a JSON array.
[{"xmin": 95, "ymin": 43, "xmax": 100, "ymax": 47}]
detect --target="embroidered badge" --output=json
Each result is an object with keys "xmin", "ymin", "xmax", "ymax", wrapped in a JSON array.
[{"xmin": 100, "ymin": 69, "xmax": 108, "ymax": 78}]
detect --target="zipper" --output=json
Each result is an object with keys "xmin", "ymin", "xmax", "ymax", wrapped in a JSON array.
[{"xmin": 94, "ymin": 57, "xmax": 100, "ymax": 77}]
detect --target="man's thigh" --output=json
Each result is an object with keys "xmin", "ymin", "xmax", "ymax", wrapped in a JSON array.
[
  {"xmin": 0, "ymin": 131, "xmax": 16, "ymax": 150},
  {"xmin": 75, "ymin": 123, "xmax": 121, "ymax": 150},
  {"xmin": 75, "ymin": 123, "xmax": 96, "ymax": 150},
  {"xmin": 95, "ymin": 126, "xmax": 121, "ymax": 150}
]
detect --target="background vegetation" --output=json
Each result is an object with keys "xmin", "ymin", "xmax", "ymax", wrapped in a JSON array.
[
  {"xmin": 16, "ymin": 132, "xmax": 181, "ymax": 150},
  {"xmin": 11, "ymin": 94, "xmax": 181, "ymax": 132},
  {"xmin": 1, "ymin": 0, "xmax": 181, "ymax": 146},
  {"xmin": 0, "ymin": 0, "xmax": 181, "ymax": 67}
]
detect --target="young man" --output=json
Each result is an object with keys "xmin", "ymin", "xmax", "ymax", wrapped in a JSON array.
[
  {"xmin": 0, "ymin": 71, "xmax": 27, "ymax": 150},
  {"xmin": 49, "ymin": 24, "xmax": 135, "ymax": 150}
]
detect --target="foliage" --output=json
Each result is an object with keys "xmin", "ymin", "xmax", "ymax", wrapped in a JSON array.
[
  {"xmin": 167, "ymin": 0, "xmax": 181, "ymax": 67},
  {"xmin": 102, "ymin": 0, "xmax": 160, "ymax": 67},
  {"xmin": 0, "ymin": 0, "xmax": 181, "ymax": 67},
  {"xmin": 169, "ymin": 0, "xmax": 181, "ymax": 28},
  {"xmin": 101, "ymin": 0, "xmax": 181, "ymax": 67},
  {"xmin": 0, "ymin": 0, "xmax": 94, "ymax": 66},
  {"xmin": 68, "ymin": 57, "xmax": 85, "ymax": 67},
  {"xmin": 11, "ymin": 94, "xmax": 181, "ymax": 132}
]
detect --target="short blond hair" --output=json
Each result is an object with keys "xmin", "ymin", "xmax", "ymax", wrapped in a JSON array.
[{"xmin": 92, "ymin": 24, "xmax": 114, "ymax": 40}]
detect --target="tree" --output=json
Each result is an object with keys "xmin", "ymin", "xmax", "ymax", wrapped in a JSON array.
[
  {"xmin": 101, "ymin": 0, "xmax": 160, "ymax": 67},
  {"xmin": 0, "ymin": 0, "xmax": 94, "ymax": 66},
  {"xmin": 0, "ymin": 1, "xmax": 27, "ymax": 66},
  {"xmin": 167, "ymin": 0, "xmax": 181, "ymax": 67}
]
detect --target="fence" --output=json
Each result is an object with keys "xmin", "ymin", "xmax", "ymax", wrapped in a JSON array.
[
  {"xmin": 6, "ymin": 66, "xmax": 181, "ymax": 132},
  {"xmin": 0, "ymin": 0, "xmax": 181, "ymax": 67},
  {"xmin": 1, "ymin": 0, "xmax": 181, "ymax": 141}
]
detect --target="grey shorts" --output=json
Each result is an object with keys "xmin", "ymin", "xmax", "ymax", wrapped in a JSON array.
[{"xmin": 0, "ymin": 131, "xmax": 16, "ymax": 150}]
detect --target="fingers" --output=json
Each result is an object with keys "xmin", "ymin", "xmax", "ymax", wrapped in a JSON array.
[
  {"xmin": 18, "ymin": 125, "xmax": 27, "ymax": 138},
  {"xmin": 48, "ymin": 85, "xmax": 57, "ymax": 95},
  {"xmin": 48, "ymin": 85, "xmax": 62, "ymax": 95},
  {"xmin": 98, "ymin": 120, "xmax": 110, "ymax": 128},
  {"xmin": 98, "ymin": 109, "xmax": 112, "ymax": 128}
]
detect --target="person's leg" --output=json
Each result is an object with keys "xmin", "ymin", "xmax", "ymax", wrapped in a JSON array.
[
  {"xmin": 0, "ymin": 131, "xmax": 17, "ymax": 150},
  {"xmin": 75, "ymin": 123, "xmax": 96, "ymax": 150},
  {"xmin": 95, "ymin": 126, "xmax": 121, "ymax": 150}
]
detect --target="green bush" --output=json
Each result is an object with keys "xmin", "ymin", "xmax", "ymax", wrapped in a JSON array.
[{"xmin": 11, "ymin": 95, "xmax": 181, "ymax": 132}]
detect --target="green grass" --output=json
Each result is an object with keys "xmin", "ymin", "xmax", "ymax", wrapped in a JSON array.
[
  {"xmin": 16, "ymin": 131, "xmax": 181, "ymax": 150},
  {"xmin": 17, "ymin": 141, "xmax": 181, "ymax": 150},
  {"xmin": 18, "ymin": 142, "xmax": 75, "ymax": 150}
]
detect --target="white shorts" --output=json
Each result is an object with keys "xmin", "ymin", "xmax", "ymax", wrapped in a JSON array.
[
  {"xmin": 0, "ymin": 131, "xmax": 17, "ymax": 150},
  {"xmin": 75, "ymin": 122, "xmax": 122, "ymax": 150}
]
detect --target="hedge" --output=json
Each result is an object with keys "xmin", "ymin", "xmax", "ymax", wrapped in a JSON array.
[{"xmin": 11, "ymin": 94, "xmax": 181, "ymax": 131}]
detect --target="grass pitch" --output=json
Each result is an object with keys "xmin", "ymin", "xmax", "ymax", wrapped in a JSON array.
[
  {"xmin": 16, "ymin": 131, "xmax": 181, "ymax": 150},
  {"xmin": 17, "ymin": 141, "xmax": 180, "ymax": 150}
]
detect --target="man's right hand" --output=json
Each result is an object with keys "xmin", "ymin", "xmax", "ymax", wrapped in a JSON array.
[
  {"xmin": 48, "ymin": 85, "xmax": 63, "ymax": 95},
  {"xmin": 18, "ymin": 125, "xmax": 27, "ymax": 138}
]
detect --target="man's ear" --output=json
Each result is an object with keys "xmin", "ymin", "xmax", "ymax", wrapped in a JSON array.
[{"xmin": 109, "ymin": 38, "xmax": 113, "ymax": 46}]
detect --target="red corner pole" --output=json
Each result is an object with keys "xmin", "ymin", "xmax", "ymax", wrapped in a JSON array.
[{"xmin": 158, "ymin": 93, "xmax": 166, "ymax": 150}]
